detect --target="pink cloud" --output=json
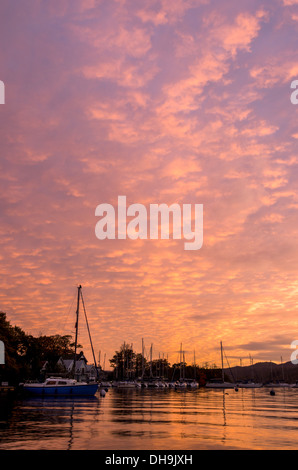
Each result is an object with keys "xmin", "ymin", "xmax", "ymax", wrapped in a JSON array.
[{"xmin": 0, "ymin": 0, "xmax": 298, "ymax": 367}]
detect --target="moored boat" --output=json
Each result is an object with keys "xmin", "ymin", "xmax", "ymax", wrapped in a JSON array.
[
  {"xmin": 23, "ymin": 377, "xmax": 98, "ymax": 396},
  {"xmin": 265, "ymin": 382, "xmax": 291, "ymax": 388},
  {"xmin": 175, "ymin": 380, "xmax": 187, "ymax": 389},
  {"xmin": 205, "ymin": 380, "xmax": 237, "ymax": 389},
  {"xmin": 184, "ymin": 379, "xmax": 199, "ymax": 388},
  {"xmin": 20, "ymin": 285, "xmax": 99, "ymax": 398},
  {"xmin": 237, "ymin": 382, "xmax": 263, "ymax": 388},
  {"xmin": 205, "ymin": 342, "xmax": 237, "ymax": 389},
  {"xmin": 116, "ymin": 381, "xmax": 137, "ymax": 388}
]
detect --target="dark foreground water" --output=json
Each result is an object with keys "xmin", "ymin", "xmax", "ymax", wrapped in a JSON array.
[{"xmin": 1, "ymin": 387, "xmax": 298, "ymax": 450}]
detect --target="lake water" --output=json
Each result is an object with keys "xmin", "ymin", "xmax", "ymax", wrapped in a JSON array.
[{"xmin": 1, "ymin": 387, "xmax": 298, "ymax": 450}]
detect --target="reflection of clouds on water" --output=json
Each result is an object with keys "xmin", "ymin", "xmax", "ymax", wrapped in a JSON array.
[
  {"xmin": 2, "ymin": 389, "xmax": 298, "ymax": 449},
  {"xmin": 0, "ymin": 396, "xmax": 101, "ymax": 450}
]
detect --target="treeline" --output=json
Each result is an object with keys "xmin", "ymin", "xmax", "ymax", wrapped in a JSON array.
[{"xmin": 0, "ymin": 312, "xmax": 77, "ymax": 384}]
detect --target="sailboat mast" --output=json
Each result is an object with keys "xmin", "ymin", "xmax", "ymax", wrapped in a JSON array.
[
  {"xmin": 281, "ymin": 356, "xmax": 285, "ymax": 381},
  {"xmin": 220, "ymin": 341, "xmax": 224, "ymax": 383},
  {"xmin": 180, "ymin": 343, "xmax": 182, "ymax": 380},
  {"xmin": 73, "ymin": 284, "xmax": 82, "ymax": 379},
  {"xmin": 150, "ymin": 344, "xmax": 153, "ymax": 378},
  {"xmin": 194, "ymin": 350, "xmax": 196, "ymax": 380},
  {"xmin": 141, "ymin": 338, "xmax": 145, "ymax": 380},
  {"xmin": 80, "ymin": 288, "xmax": 100, "ymax": 379}
]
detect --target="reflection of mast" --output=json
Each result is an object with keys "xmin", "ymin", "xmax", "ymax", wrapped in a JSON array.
[
  {"xmin": 222, "ymin": 389, "xmax": 227, "ymax": 428},
  {"xmin": 67, "ymin": 402, "xmax": 75, "ymax": 450},
  {"xmin": 67, "ymin": 392, "xmax": 102, "ymax": 450}
]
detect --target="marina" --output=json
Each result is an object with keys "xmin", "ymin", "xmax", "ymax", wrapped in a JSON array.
[
  {"xmin": 7, "ymin": 290, "xmax": 298, "ymax": 396},
  {"xmin": 1, "ymin": 286, "xmax": 298, "ymax": 452}
]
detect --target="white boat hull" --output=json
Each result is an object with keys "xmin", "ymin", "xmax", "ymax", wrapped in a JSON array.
[
  {"xmin": 237, "ymin": 383, "xmax": 263, "ymax": 388},
  {"xmin": 205, "ymin": 382, "xmax": 237, "ymax": 389}
]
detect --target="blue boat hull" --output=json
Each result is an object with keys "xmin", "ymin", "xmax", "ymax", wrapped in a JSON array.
[{"xmin": 23, "ymin": 383, "xmax": 99, "ymax": 396}]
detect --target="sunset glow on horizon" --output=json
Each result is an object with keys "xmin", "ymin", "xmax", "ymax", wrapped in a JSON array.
[{"xmin": 1, "ymin": 0, "xmax": 298, "ymax": 370}]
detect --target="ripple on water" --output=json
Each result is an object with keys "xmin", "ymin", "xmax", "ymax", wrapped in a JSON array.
[{"xmin": 1, "ymin": 388, "xmax": 298, "ymax": 449}]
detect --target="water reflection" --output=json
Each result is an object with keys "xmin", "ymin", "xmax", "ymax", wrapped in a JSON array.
[
  {"xmin": 0, "ymin": 396, "xmax": 101, "ymax": 450},
  {"xmin": 1, "ymin": 388, "xmax": 298, "ymax": 449}
]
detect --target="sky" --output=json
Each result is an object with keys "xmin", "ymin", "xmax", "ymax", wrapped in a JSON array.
[{"xmin": 1, "ymin": 0, "xmax": 298, "ymax": 370}]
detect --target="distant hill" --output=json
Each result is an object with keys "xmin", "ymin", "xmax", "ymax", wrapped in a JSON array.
[{"xmin": 224, "ymin": 361, "xmax": 298, "ymax": 384}]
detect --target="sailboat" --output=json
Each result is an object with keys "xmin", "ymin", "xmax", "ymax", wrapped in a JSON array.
[
  {"xmin": 264, "ymin": 358, "xmax": 290, "ymax": 388},
  {"xmin": 205, "ymin": 342, "xmax": 237, "ymax": 389},
  {"xmin": 187, "ymin": 350, "xmax": 199, "ymax": 388},
  {"xmin": 237, "ymin": 356, "xmax": 262, "ymax": 388},
  {"xmin": 22, "ymin": 285, "xmax": 99, "ymax": 397},
  {"xmin": 175, "ymin": 344, "xmax": 187, "ymax": 388}
]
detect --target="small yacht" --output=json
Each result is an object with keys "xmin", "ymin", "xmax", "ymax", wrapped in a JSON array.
[
  {"xmin": 21, "ymin": 286, "xmax": 99, "ymax": 398},
  {"xmin": 237, "ymin": 381, "xmax": 263, "ymax": 388},
  {"xmin": 205, "ymin": 342, "xmax": 237, "ymax": 389},
  {"xmin": 205, "ymin": 379, "xmax": 237, "ymax": 389},
  {"xmin": 175, "ymin": 381, "xmax": 188, "ymax": 389},
  {"xmin": 116, "ymin": 381, "xmax": 137, "ymax": 388},
  {"xmin": 189, "ymin": 380, "xmax": 199, "ymax": 389},
  {"xmin": 147, "ymin": 380, "xmax": 160, "ymax": 388},
  {"xmin": 23, "ymin": 377, "xmax": 98, "ymax": 396}
]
